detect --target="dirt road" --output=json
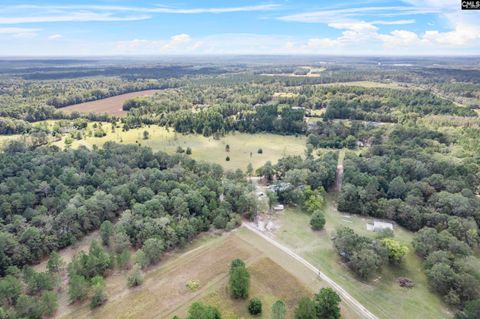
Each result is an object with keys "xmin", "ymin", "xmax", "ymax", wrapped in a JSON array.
[{"xmin": 243, "ymin": 222, "xmax": 379, "ymax": 319}]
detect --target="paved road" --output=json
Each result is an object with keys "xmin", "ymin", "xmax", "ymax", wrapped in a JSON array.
[{"xmin": 243, "ymin": 222, "xmax": 379, "ymax": 319}]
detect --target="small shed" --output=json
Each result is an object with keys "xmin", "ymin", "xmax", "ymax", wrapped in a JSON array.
[
  {"xmin": 273, "ymin": 204, "xmax": 284, "ymax": 211},
  {"xmin": 367, "ymin": 220, "xmax": 393, "ymax": 232}
]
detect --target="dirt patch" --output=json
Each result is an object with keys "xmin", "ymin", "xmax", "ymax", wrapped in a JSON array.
[{"xmin": 60, "ymin": 90, "xmax": 160, "ymax": 117}]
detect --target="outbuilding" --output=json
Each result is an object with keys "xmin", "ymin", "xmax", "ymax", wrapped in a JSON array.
[{"xmin": 367, "ymin": 220, "xmax": 393, "ymax": 232}]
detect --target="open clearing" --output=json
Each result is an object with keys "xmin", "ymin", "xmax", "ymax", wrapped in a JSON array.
[
  {"xmin": 266, "ymin": 196, "xmax": 452, "ymax": 319},
  {"xmin": 0, "ymin": 134, "xmax": 21, "ymax": 147},
  {"xmin": 57, "ymin": 228, "xmax": 361, "ymax": 319},
  {"xmin": 262, "ymin": 66, "xmax": 326, "ymax": 78},
  {"xmin": 56, "ymin": 123, "xmax": 306, "ymax": 171},
  {"xmin": 320, "ymin": 81, "xmax": 408, "ymax": 89},
  {"xmin": 60, "ymin": 90, "xmax": 161, "ymax": 117}
]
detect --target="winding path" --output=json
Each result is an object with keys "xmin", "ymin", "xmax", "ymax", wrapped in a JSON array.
[{"xmin": 242, "ymin": 222, "xmax": 379, "ymax": 319}]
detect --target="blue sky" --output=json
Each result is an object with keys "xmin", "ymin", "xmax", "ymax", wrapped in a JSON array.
[{"xmin": 0, "ymin": 0, "xmax": 479, "ymax": 56}]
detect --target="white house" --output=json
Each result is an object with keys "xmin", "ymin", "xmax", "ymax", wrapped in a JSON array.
[{"xmin": 273, "ymin": 204, "xmax": 284, "ymax": 211}]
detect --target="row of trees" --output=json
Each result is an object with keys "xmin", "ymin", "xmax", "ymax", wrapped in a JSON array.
[{"xmin": 160, "ymin": 104, "xmax": 306, "ymax": 137}]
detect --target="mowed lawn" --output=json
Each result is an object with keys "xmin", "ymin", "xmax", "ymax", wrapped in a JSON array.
[
  {"xmin": 58, "ymin": 123, "xmax": 306, "ymax": 171},
  {"xmin": 57, "ymin": 228, "xmax": 362, "ymax": 319},
  {"xmin": 271, "ymin": 197, "xmax": 452, "ymax": 319}
]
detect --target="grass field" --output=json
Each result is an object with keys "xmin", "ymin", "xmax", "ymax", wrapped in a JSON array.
[
  {"xmin": 56, "ymin": 123, "xmax": 306, "ymax": 171},
  {"xmin": 269, "ymin": 196, "xmax": 452, "ymax": 319},
  {"xmin": 60, "ymin": 90, "xmax": 161, "ymax": 117},
  {"xmin": 56, "ymin": 228, "xmax": 361, "ymax": 319},
  {"xmin": 0, "ymin": 134, "xmax": 21, "ymax": 147}
]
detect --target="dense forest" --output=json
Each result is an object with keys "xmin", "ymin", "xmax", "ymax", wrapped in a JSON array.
[{"xmin": 0, "ymin": 142, "xmax": 256, "ymax": 274}]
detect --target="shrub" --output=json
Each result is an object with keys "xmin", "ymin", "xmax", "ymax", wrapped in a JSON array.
[
  {"xmin": 310, "ymin": 211, "xmax": 326, "ymax": 230},
  {"xmin": 248, "ymin": 297, "xmax": 262, "ymax": 315},
  {"xmin": 127, "ymin": 264, "xmax": 144, "ymax": 288},
  {"xmin": 186, "ymin": 279, "xmax": 200, "ymax": 291},
  {"xmin": 271, "ymin": 300, "xmax": 286, "ymax": 319}
]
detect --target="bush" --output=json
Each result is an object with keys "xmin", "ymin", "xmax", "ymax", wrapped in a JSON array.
[
  {"xmin": 68, "ymin": 274, "xmax": 88, "ymax": 303},
  {"xmin": 143, "ymin": 238, "xmax": 164, "ymax": 266},
  {"xmin": 90, "ymin": 287, "xmax": 107, "ymax": 309},
  {"xmin": 40, "ymin": 291, "xmax": 58, "ymax": 316},
  {"xmin": 187, "ymin": 302, "xmax": 221, "ymax": 319},
  {"xmin": 294, "ymin": 297, "xmax": 316, "ymax": 319},
  {"xmin": 248, "ymin": 297, "xmax": 262, "ymax": 315},
  {"xmin": 127, "ymin": 264, "xmax": 144, "ymax": 288},
  {"xmin": 310, "ymin": 211, "xmax": 326, "ymax": 230},
  {"xmin": 186, "ymin": 279, "xmax": 200, "ymax": 291},
  {"xmin": 226, "ymin": 156, "xmax": 230, "ymax": 161},
  {"xmin": 271, "ymin": 300, "xmax": 286, "ymax": 319},
  {"xmin": 257, "ymin": 148, "xmax": 263, "ymax": 154}
]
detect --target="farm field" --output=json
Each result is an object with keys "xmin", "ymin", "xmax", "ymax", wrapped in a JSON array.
[
  {"xmin": 60, "ymin": 89, "xmax": 161, "ymax": 117},
  {"xmin": 267, "ymin": 197, "xmax": 452, "ymax": 319},
  {"xmin": 55, "ymin": 123, "xmax": 306, "ymax": 171},
  {"xmin": 56, "ymin": 228, "xmax": 361, "ymax": 319}
]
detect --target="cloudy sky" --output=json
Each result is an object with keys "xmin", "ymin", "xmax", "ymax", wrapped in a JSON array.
[{"xmin": 0, "ymin": 0, "xmax": 479, "ymax": 56}]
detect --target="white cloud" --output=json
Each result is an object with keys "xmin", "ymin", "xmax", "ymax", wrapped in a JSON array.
[
  {"xmin": 116, "ymin": 34, "xmax": 201, "ymax": 53},
  {"xmin": 328, "ymin": 21, "xmax": 378, "ymax": 32},
  {"xmin": 0, "ymin": 27, "xmax": 39, "ymax": 38},
  {"xmin": 279, "ymin": 1, "xmax": 480, "ymax": 51},
  {"xmin": 5, "ymin": 4, "xmax": 280, "ymax": 14},
  {"xmin": 114, "ymin": 4, "xmax": 280, "ymax": 14},
  {"xmin": 377, "ymin": 30, "xmax": 420, "ymax": 47},
  {"xmin": 163, "ymin": 33, "xmax": 192, "ymax": 50},
  {"xmin": 372, "ymin": 19, "xmax": 415, "ymax": 25},
  {"xmin": 0, "ymin": 12, "xmax": 149, "ymax": 24},
  {"xmin": 423, "ymin": 25, "xmax": 479, "ymax": 46},
  {"xmin": 0, "ymin": 4, "xmax": 280, "ymax": 24},
  {"xmin": 48, "ymin": 34, "xmax": 62, "ymax": 40},
  {"xmin": 278, "ymin": 6, "xmax": 438, "ymax": 23}
]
